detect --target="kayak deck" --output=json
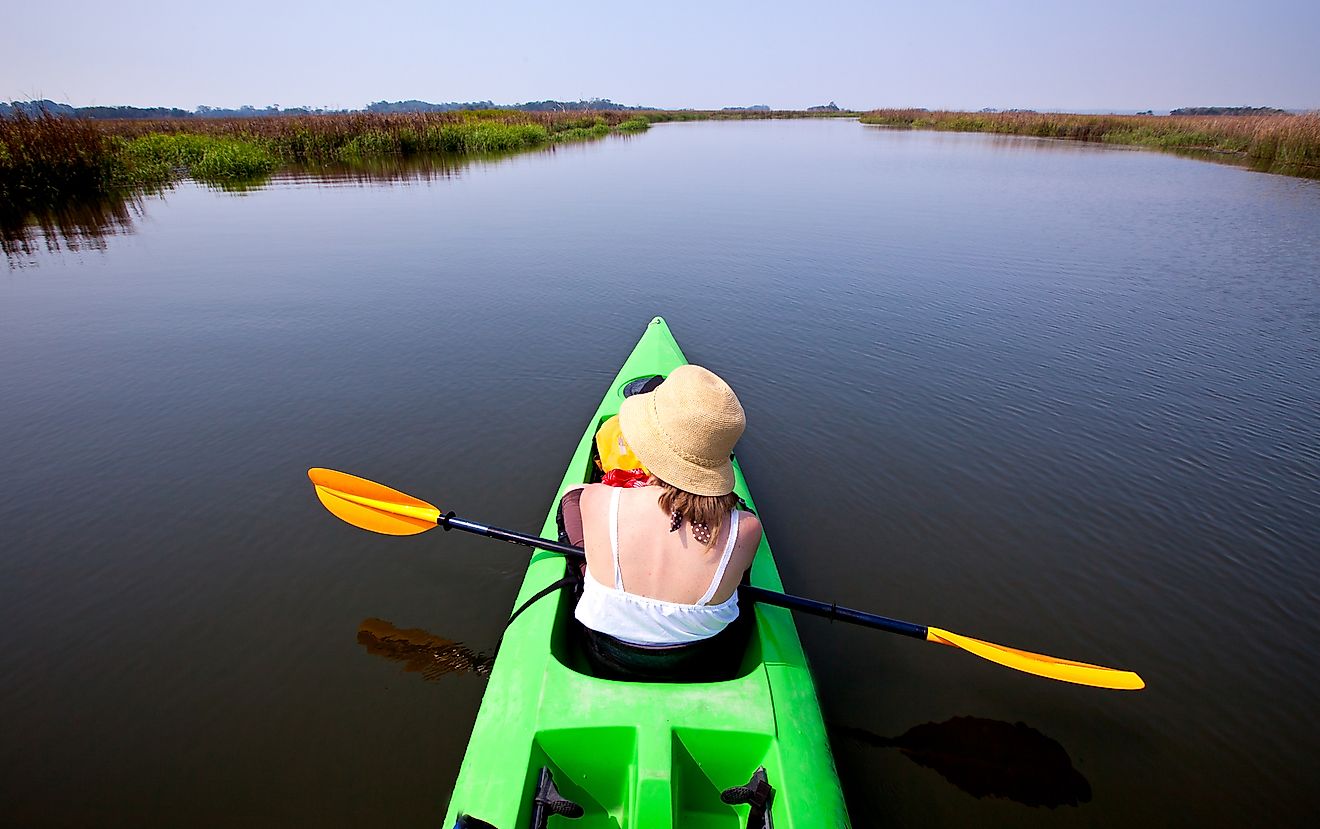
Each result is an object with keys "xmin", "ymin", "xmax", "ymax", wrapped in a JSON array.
[{"xmin": 443, "ymin": 317, "xmax": 849, "ymax": 828}]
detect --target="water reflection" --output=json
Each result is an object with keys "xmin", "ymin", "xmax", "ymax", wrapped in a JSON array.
[
  {"xmin": 2, "ymin": 146, "xmax": 567, "ymax": 260},
  {"xmin": 835, "ymin": 717, "xmax": 1092, "ymax": 808},
  {"xmin": 357, "ymin": 618, "xmax": 495, "ymax": 681},
  {"xmin": 282, "ymin": 150, "xmax": 527, "ymax": 186},
  {"xmin": 1, "ymin": 191, "xmax": 155, "ymax": 259}
]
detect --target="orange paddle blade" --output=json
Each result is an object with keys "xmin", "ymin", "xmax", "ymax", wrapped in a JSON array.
[
  {"xmin": 927, "ymin": 627, "xmax": 1145, "ymax": 690},
  {"xmin": 308, "ymin": 468, "xmax": 441, "ymax": 536}
]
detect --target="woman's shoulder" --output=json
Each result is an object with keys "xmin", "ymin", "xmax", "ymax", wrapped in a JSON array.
[
  {"xmin": 568, "ymin": 482, "xmax": 614, "ymax": 496},
  {"xmin": 734, "ymin": 509, "xmax": 762, "ymax": 546},
  {"xmin": 574, "ymin": 482, "xmax": 609, "ymax": 507},
  {"xmin": 576, "ymin": 482, "xmax": 642, "ymax": 510}
]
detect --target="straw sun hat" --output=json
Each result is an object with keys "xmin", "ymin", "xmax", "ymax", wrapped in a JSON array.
[{"xmin": 617, "ymin": 365, "xmax": 746, "ymax": 496}]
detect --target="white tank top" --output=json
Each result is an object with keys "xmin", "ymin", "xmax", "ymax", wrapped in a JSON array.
[{"xmin": 574, "ymin": 488, "xmax": 741, "ymax": 645}]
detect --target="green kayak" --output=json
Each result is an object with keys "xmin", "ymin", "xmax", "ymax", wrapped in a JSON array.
[{"xmin": 444, "ymin": 316, "xmax": 851, "ymax": 828}]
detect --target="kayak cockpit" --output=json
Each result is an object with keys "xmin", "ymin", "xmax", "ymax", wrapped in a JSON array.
[{"xmin": 544, "ymin": 563, "xmax": 769, "ymax": 684}]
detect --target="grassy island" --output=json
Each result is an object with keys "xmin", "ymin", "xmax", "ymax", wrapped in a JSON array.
[
  {"xmin": 859, "ymin": 109, "xmax": 1320, "ymax": 177},
  {"xmin": 0, "ymin": 110, "xmax": 657, "ymax": 219},
  {"xmin": 2, "ymin": 107, "xmax": 875, "ymax": 225}
]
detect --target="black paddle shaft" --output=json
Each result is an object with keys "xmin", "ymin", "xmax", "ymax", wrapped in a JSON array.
[
  {"xmin": 437, "ymin": 513, "xmax": 930, "ymax": 641},
  {"xmin": 440, "ymin": 514, "xmax": 587, "ymax": 558},
  {"xmin": 741, "ymin": 585, "xmax": 928, "ymax": 640}
]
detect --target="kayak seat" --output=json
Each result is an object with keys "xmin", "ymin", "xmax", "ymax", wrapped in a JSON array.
[{"xmin": 574, "ymin": 608, "xmax": 753, "ymax": 684}]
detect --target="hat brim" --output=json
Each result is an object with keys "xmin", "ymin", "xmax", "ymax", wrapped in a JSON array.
[{"xmin": 618, "ymin": 391, "xmax": 736, "ymax": 497}]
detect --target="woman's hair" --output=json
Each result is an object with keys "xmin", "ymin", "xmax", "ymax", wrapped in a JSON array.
[{"xmin": 652, "ymin": 477, "xmax": 742, "ymax": 549}]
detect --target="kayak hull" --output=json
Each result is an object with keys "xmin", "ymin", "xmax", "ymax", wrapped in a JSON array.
[{"xmin": 443, "ymin": 317, "xmax": 850, "ymax": 828}]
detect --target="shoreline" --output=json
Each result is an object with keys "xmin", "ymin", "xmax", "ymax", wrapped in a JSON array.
[
  {"xmin": 1, "ymin": 110, "xmax": 860, "ymax": 227},
  {"xmin": 859, "ymin": 109, "xmax": 1320, "ymax": 179},
  {"xmin": 7, "ymin": 107, "xmax": 1316, "ymax": 237}
]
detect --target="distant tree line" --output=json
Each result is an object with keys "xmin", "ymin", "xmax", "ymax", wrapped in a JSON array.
[
  {"xmin": 2, "ymin": 98, "xmax": 650, "ymax": 119},
  {"xmin": 2, "ymin": 100, "xmax": 79, "ymax": 118},
  {"xmin": 1170, "ymin": 106, "xmax": 1289, "ymax": 116},
  {"xmin": 365, "ymin": 100, "xmax": 498, "ymax": 113},
  {"xmin": 195, "ymin": 104, "xmax": 349, "ymax": 117},
  {"xmin": 4, "ymin": 99, "xmax": 1301, "ymax": 122},
  {"xmin": 365, "ymin": 98, "xmax": 650, "ymax": 113},
  {"xmin": 515, "ymin": 99, "xmax": 648, "ymax": 112},
  {"xmin": 0, "ymin": 100, "xmax": 348, "ymax": 119}
]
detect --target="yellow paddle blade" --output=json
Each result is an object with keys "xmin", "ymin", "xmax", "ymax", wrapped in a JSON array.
[
  {"xmin": 927, "ymin": 627, "xmax": 1145, "ymax": 691},
  {"xmin": 307, "ymin": 468, "xmax": 441, "ymax": 536}
]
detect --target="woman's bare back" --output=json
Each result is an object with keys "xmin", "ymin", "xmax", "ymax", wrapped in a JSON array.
[{"xmin": 577, "ymin": 483, "xmax": 761, "ymax": 605}]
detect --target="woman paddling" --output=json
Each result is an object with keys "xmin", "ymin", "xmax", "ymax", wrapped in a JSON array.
[{"xmin": 560, "ymin": 364, "xmax": 763, "ymax": 681}]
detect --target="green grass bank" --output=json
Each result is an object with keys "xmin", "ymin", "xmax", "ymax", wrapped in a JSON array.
[
  {"xmin": 859, "ymin": 109, "xmax": 1320, "ymax": 177},
  {"xmin": 1, "ymin": 110, "xmax": 660, "ymax": 218}
]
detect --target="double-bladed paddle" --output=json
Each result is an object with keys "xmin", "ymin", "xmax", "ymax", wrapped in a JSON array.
[{"xmin": 307, "ymin": 467, "xmax": 1145, "ymax": 691}]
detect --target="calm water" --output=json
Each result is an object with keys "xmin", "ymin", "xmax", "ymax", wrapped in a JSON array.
[{"xmin": 3, "ymin": 120, "xmax": 1319, "ymax": 827}]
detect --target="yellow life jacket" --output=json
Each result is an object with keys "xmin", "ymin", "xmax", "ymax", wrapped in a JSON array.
[{"xmin": 595, "ymin": 414, "xmax": 645, "ymax": 473}]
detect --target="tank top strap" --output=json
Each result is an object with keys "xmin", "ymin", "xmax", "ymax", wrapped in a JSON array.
[
  {"xmin": 697, "ymin": 510, "xmax": 741, "ymax": 606},
  {"xmin": 608, "ymin": 487, "xmax": 624, "ymax": 590}
]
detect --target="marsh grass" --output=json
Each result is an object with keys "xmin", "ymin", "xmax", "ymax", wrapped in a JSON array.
[
  {"xmin": 121, "ymin": 133, "xmax": 278, "ymax": 183},
  {"xmin": 860, "ymin": 109, "xmax": 1320, "ymax": 176},
  {"xmin": 0, "ymin": 112, "xmax": 121, "ymax": 213},
  {"xmin": 1, "ymin": 109, "xmax": 655, "ymax": 219}
]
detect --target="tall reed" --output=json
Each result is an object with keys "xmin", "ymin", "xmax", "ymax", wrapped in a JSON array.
[{"xmin": 1, "ymin": 112, "xmax": 121, "ymax": 212}]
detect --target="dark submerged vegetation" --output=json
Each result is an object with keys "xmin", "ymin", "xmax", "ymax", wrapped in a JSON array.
[{"xmin": 859, "ymin": 109, "xmax": 1320, "ymax": 177}]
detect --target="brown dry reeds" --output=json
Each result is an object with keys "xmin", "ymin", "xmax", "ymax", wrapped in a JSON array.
[
  {"xmin": 0, "ymin": 111, "xmax": 122, "ymax": 209},
  {"xmin": 859, "ymin": 109, "xmax": 1320, "ymax": 175}
]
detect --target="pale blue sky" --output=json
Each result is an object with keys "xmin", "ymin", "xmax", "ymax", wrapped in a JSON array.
[{"xmin": 6, "ymin": 0, "xmax": 1318, "ymax": 112}]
